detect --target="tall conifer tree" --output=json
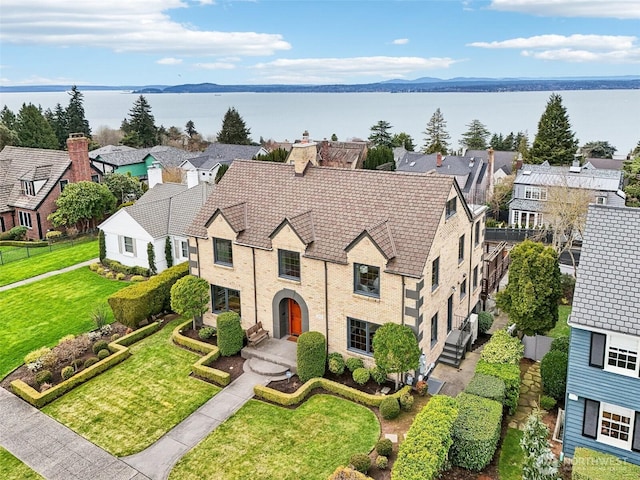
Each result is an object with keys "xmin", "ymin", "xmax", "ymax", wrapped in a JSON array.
[
  {"xmin": 216, "ymin": 107, "xmax": 252, "ymax": 145},
  {"xmin": 530, "ymin": 93, "xmax": 578, "ymax": 165},
  {"xmin": 121, "ymin": 95, "xmax": 158, "ymax": 148},
  {"xmin": 423, "ymin": 108, "xmax": 451, "ymax": 154}
]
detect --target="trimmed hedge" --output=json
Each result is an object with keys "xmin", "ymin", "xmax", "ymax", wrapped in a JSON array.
[
  {"xmin": 464, "ymin": 373, "xmax": 506, "ymax": 404},
  {"xmin": 101, "ymin": 258, "xmax": 150, "ymax": 277},
  {"xmin": 108, "ymin": 262, "xmax": 188, "ymax": 327},
  {"xmin": 475, "ymin": 359, "xmax": 521, "ymax": 414},
  {"xmin": 216, "ymin": 311, "xmax": 244, "ymax": 357},
  {"xmin": 450, "ymin": 393, "xmax": 502, "ymax": 472},
  {"xmin": 297, "ymin": 331, "xmax": 327, "ymax": 383},
  {"xmin": 0, "ymin": 240, "xmax": 48, "ymax": 247},
  {"xmin": 392, "ymin": 395, "xmax": 459, "ymax": 480},
  {"xmin": 172, "ymin": 320, "xmax": 230, "ymax": 386},
  {"xmin": 572, "ymin": 448, "xmax": 640, "ymax": 480},
  {"xmin": 540, "ymin": 350, "xmax": 568, "ymax": 401},
  {"xmin": 11, "ymin": 322, "xmax": 160, "ymax": 408},
  {"xmin": 254, "ymin": 379, "xmax": 411, "ymax": 408},
  {"xmin": 550, "ymin": 336, "xmax": 570, "ymax": 354},
  {"xmin": 480, "ymin": 329, "xmax": 524, "ymax": 365},
  {"xmin": 380, "ymin": 396, "xmax": 400, "ymax": 420},
  {"xmin": 478, "ymin": 311, "xmax": 494, "ymax": 334}
]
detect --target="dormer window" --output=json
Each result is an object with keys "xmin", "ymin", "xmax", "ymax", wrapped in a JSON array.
[
  {"xmin": 446, "ymin": 197, "xmax": 457, "ymax": 218},
  {"xmin": 354, "ymin": 263, "xmax": 380, "ymax": 297},
  {"xmin": 213, "ymin": 238, "xmax": 233, "ymax": 266},
  {"xmin": 278, "ymin": 249, "xmax": 300, "ymax": 280},
  {"xmin": 21, "ymin": 181, "xmax": 35, "ymax": 196}
]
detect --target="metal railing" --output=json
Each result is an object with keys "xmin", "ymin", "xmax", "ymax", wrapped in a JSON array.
[{"xmin": 0, "ymin": 234, "xmax": 97, "ymax": 266}]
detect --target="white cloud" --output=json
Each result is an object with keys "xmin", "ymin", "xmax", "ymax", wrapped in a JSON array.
[
  {"xmin": 252, "ymin": 56, "xmax": 459, "ymax": 83},
  {"xmin": 7, "ymin": 75, "xmax": 85, "ymax": 85},
  {"xmin": 193, "ymin": 62, "xmax": 236, "ymax": 70},
  {"xmin": 522, "ymin": 48, "xmax": 640, "ymax": 63},
  {"xmin": 157, "ymin": 57, "xmax": 183, "ymax": 65},
  {"xmin": 0, "ymin": 1, "xmax": 291, "ymax": 56},
  {"xmin": 469, "ymin": 34, "xmax": 636, "ymax": 50},
  {"xmin": 392, "ymin": 38, "xmax": 409, "ymax": 45},
  {"xmin": 490, "ymin": 0, "xmax": 640, "ymax": 19}
]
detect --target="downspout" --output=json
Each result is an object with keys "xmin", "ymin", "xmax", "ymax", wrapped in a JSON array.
[
  {"xmin": 195, "ymin": 237, "xmax": 201, "ymax": 277},
  {"xmin": 36, "ymin": 212, "xmax": 43, "ymax": 240},
  {"xmin": 324, "ymin": 261, "xmax": 329, "ymax": 354},
  {"xmin": 467, "ymin": 220, "xmax": 474, "ymax": 318},
  {"xmin": 253, "ymin": 247, "xmax": 258, "ymax": 325},
  {"xmin": 401, "ymin": 275, "xmax": 405, "ymax": 326}
]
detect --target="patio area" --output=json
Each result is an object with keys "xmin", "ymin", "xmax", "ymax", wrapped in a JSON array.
[{"xmin": 241, "ymin": 337, "xmax": 297, "ymax": 377}]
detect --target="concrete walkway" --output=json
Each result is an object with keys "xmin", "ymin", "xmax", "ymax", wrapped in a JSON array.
[
  {"xmin": 0, "ymin": 388, "xmax": 147, "ymax": 480},
  {"xmin": 122, "ymin": 370, "xmax": 270, "ymax": 480},
  {"xmin": 0, "ymin": 258, "xmax": 98, "ymax": 292}
]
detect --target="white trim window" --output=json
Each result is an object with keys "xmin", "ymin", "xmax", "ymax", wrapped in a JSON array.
[
  {"xmin": 606, "ymin": 334, "xmax": 639, "ymax": 377},
  {"xmin": 175, "ymin": 239, "xmax": 188, "ymax": 259},
  {"xmin": 524, "ymin": 186, "xmax": 547, "ymax": 201},
  {"xmin": 599, "ymin": 402, "xmax": 635, "ymax": 451},
  {"xmin": 120, "ymin": 236, "xmax": 135, "ymax": 256},
  {"xmin": 18, "ymin": 211, "xmax": 33, "ymax": 229},
  {"xmin": 596, "ymin": 196, "xmax": 607, "ymax": 205}
]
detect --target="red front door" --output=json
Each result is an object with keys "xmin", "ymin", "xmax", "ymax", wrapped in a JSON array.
[{"xmin": 288, "ymin": 299, "xmax": 302, "ymax": 336}]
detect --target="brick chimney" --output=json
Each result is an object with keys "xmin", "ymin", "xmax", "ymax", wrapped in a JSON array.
[
  {"xmin": 66, "ymin": 133, "xmax": 92, "ymax": 182},
  {"xmin": 514, "ymin": 152, "xmax": 523, "ymax": 172},
  {"xmin": 436, "ymin": 152, "xmax": 443, "ymax": 167}
]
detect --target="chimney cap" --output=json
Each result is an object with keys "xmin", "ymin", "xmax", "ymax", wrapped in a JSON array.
[{"xmin": 68, "ymin": 132, "xmax": 86, "ymax": 139}]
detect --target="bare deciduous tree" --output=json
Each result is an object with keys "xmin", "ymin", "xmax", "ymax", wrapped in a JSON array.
[{"xmin": 487, "ymin": 174, "xmax": 515, "ymax": 219}]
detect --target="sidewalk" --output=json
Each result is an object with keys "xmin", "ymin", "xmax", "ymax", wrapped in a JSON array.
[{"xmin": 0, "ymin": 258, "xmax": 99, "ymax": 292}]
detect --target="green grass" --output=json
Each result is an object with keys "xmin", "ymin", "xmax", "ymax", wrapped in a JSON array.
[
  {"xmin": 0, "ymin": 267, "xmax": 128, "ymax": 379},
  {"xmin": 43, "ymin": 318, "xmax": 218, "ymax": 456},
  {"xmin": 498, "ymin": 428, "xmax": 524, "ymax": 480},
  {"xmin": 0, "ymin": 447, "xmax": 44, "ymax": 480},
  {"xmin": 547, "ymin": 305, "xmax": 572, "ymax": 338},
  {"xmin": 0, "ymin": 239, "xmax": 98, "ymax": 286},
  {"xmin": 170, "ymin": 394, "xmax": 380, "ymax": 480}
]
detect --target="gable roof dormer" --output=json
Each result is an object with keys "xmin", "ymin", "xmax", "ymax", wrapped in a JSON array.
[
  {"xmin": 345, "ymin": 219, "xmax": 396, "ymax": 261},
  {"xmin": 269, "ymin": 210, "xmax": 315, "ymax": 246},
  {"xmin": 208, "ymin": 202, "xmax": 247, "ymax": 233}
]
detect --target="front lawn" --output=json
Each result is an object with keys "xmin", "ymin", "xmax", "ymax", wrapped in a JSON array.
[
  {"xmin": 0, "ymin": 268, "xmax": 128, "ymax": 379},
  {"xmin": 170, "ymin": 394, "xmax": 380, "ymax": 480},
  {"xmin": 547, "ymin": 305, "xmax": 572, "ymax": 338},
  {"xmin": 43, "ymin": 318, "xmax": 218, "ymax": 456},
  {"xmin": 0, "ymin": 239, "xmax": 98, "ymax": 286},
  {"xmin": 0, "ymin": 447, "xmax": 43, "ymax": 480},
  {"xmin": 498, "ymin": 427, "xmax": 524, "ymax": 480}
]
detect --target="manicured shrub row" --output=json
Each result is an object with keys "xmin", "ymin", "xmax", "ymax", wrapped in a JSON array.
[
  {"xmin": 216, "ymin": 312, "xmax": 244, "ymax": 357},
  {"xmin": 550, "ymin": 336, "xmax": 569, "ymax": 354},
  {"xmin": 478, "ymin": 311, "xmax": 494, "ymax": 334},
  {"xmin": 297, "ymin": 331, "xmax": 327, "ymax": 382},
  {"xmin": 540, "ymin": 350, "xmax": 568, "ymax": 401},
  {"xmin": 172, "ymin": 320, "xmax": 230, "ymax": 386},
  {"xmin": 475, "ymin": 360, "xmax": 521, "ymax": 414},
  {"xmin": 450, "ymin": 393, "xmax": 503, "ymax": 472},
  {"xmin": 464, "ymin": 372, "xmax": 506, "ymax": 404},
  {"xmin": 392, "ymin": 395, "xmax": 459, "ymax": 480},
  {"xmin": 0, "ymin": 226, "xmax": 28, "ymax": 241},
  {"xmin": 254, "ymin": 378, "xmax": 412, "ymax": 407},
  {"xmin": 571, "ymin": 448, "xmax": 640, "ymax": 480},
  {"xmin": 479, "ymin": 329, "xmax": 524, "ymax": 365},
  {"xmin": 101, "ymin": 258, "xmax": 150, "ymax": 277},
  {"xmin": 11, "ymin": 323, "xmax": 159, "ymax": 408},
  {"xmin": 108, "ymin": 262, "xmax": 188, "ymax": 327},
  {"xmin": 0, "ymin": 240, "xmax": 48, "ymax": 247}
]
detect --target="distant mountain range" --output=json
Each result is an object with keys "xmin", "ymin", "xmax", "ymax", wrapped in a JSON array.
[{"xmin": 2, "ymin": 76, "xmax": 639, "ymax": 94}]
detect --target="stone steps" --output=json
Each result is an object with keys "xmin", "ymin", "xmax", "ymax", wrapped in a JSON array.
[{"xmin": 243, "ymin": 358, "xmax": 291, "ymax": 381}]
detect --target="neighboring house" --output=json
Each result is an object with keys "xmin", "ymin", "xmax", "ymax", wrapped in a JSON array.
[
  {"xmin": 271, "ymin": 132, "xmax": 367, "ymax": 170},
  {"xmin": 0, "ymin": 134, "xmax": 100, "ymax": 240},
  {"xmin": 179, "ymin": 143, "xmax": 268, "ymax": 184},
  {"xmin": 563, "ymin": 204, "xmax": 640, "ymax": 465},
  {"xmin": 186, "ymin": 156, "xmax": 486, "ymax": 370},
  {"xmin": 91, "ymin": 145, "xmax": 199, "ymax": 180},
  {"xmin": 508, "ymin": 161, "xmax": 625, "ymax": 228},
  {"xmin": 99, "ymin": 175, "xmax": 214, "ymax": 273},
  {"xmin": 583, "ymin": 157, "xmax": 626, "ymax": 171},
  {"xmin": 464, "ymin": 148, "xmax": 517, "ymax": 185}
]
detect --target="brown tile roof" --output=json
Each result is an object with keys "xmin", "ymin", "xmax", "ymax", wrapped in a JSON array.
[{"xmin": 188, "ymin": 160, "xmax": 458, "ymax": 278}]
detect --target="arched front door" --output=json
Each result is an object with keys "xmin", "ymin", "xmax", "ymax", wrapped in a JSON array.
[{"xmin": 288, "ymin": 298, "xmax": 302, "ymax": 336}]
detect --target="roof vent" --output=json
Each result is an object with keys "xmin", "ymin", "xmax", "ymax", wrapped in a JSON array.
[
  {"xmin": 569, "ymin": 166, "xmax": 581, "ymax": 173},
  {"xmin": 522, "ymin": 170, "xmax": 531, "ymax": 175},
  {"xmin": 409, "ymin": 161, "xmax": 416, "ymax": 167}
]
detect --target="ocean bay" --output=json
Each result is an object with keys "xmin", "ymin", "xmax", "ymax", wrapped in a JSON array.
[{"xmin": 1, "ymin": 89, "xmax": 638, "ymax": 154}]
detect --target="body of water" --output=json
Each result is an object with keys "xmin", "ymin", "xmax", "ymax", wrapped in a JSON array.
[{"xmin": 1, "ymin": 89, "xmax": 638, "ymax": 155}]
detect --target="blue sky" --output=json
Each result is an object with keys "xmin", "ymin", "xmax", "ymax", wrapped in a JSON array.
[{"xmin": 1, "ymin": 0, "xmax": 639, "ymax": 86}]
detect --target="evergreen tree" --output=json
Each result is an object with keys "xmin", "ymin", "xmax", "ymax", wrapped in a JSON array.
[
  {"xmin": 490, "ymin": 133, "xmax": 505, "ymax": 150},
  {"xmin": 0, "ymin": 123, "xmax": 18, "ymax": 150},
  {"xmin": 331, "ymin": 133, "xmax": 338, "ymax": 141},
  {"xmin": 216, "ymin": 107, "xmax": 252, "ymax": 145},
  {"xmin": 1, "ymin": 106, "xmax": 16, "ymax": 129},
  {"xmin": 165, "ymin": 237, "xmax": 173, "ymax": 268},
  {"xmin": 45, "ymin": 103, "xmax": 68, "ymax": 149},
  {"xmin": 255, "ymin": 148, "xmax": 288, "ymax": 162},
  {"xmin": 15, "ymin": 103, "xmax": 58, "ymax": 149},
  {"xmin": 503, "ymin": 132, "xmax": 516, "ymax": 150},
  {"xmin": 363, "ymin": 146, "xmax": 394, "ymax": 170},
  {"xmin": 121, "ymin": 95, "xmax": 158, "ymax": 148},
  {"xmin": 185, "ymin": 120, "xmax": 197, "ymax": 138},
  {"xmin": 368, "ymin": 120, "xmax": 393, "ymax": 148},
  {"xmin": 423, "ymin": 108, "xmax": 451, "ymax": 154},
  {"xmin": 580, "ymin": 140, "xmax": 617, "ymax": 159},
  {"xmin": 530, "ymin": 93, "xmax": 578, "ymax": 165},
  {"xmin": 392, "ymin": 132, "xmax": 416, "ymax": 151},
  {"xmin": 66, "ymin": 86, "xmax": 91, "ymax": 138},
  {"xmin": 147, "ymin": 242, "xmax": 157, "ymax": 276},
  {"xmin": 460, "ymin": 119, "xmax": 490, "ymax": 150},
  {"xmin": 215, "ymin": 163, "xmax": 229, "ymax": 183}
]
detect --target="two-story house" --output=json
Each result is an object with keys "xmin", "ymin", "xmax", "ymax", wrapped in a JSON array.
[
  {"xmin": 562, "ymin": 204, "xmax": 640, "ymax": 465},
  {"xmin": 508, "ymin": 161, "xmax": 625, "ymax": 228},
  {"xmin": 0, "ymin": 134, "xmax": 100, "ymax": 240},
  {"xmin": 179, "ymin": 143, "xmax": 268, "ymax": 184},
  {"xmin": 186, "ymin": 156, "xmax": 486, "ymax": 368}
]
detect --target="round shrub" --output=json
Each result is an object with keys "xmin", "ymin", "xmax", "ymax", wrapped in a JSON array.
[
  {"xmin": 370, "ymin": 366, "xmax": 387, "ymax": 385},
  {"xmin": 97, "ymin": 349, "xmax": 110, "ymax": 360},
  {"xmin": 116, "ymin": 272, "xmax": 126, "ymax": 281},
  {"xmin": 349, "ymin": 453, "xmax": 371, "ymax": 474},
  {"xmin": 111, "ymin": 333, "xmax": 121, "ymax": 342},
  {"xmin": 96, "ymin": 267, "xmax": 105, "ymax": 275},
  {"xmin": 35, "ymin": 370, "xmax": 52, "ymax": 385},
  {"xmin": 399, "ymin": 392, "xmax": 415, "ymax": 412},
  {"xmin": 61, "ymin": 366, "xmax": 75, "ymax": 380},
  {"xmin": 131, "ymin": 275, "xmax": 146, "ymax": 282},
  {"xmin": 540, "ymin": 350, "xmax": 568, "ymax": 401},
  {"xmin": 71, "ymin": 359, "xmax": 83, "ymax": 370},
  {"xmin": 550, "ymin": 336, "xmax": 570, "ymax": 354},
  {"xmin": 297, "ymin": 331, "xmax": 327, "ymax": 383},
  {"xmin": 24, "ymin": 347, "xmax": 51, "ymax": 365},
  {"xmin": 375, "ymin": 455, "xmax": 388, "ymax": 470},
  {"xmin": 415, "ymin": 380, "xmax": 428, "ymax": 396},
  {"xmin": 328, "ymin": 352, "xmax": 345, "ymax": 375},
  {"xmin": 346, "ymin": 357, "xmax": 365, "ymax": 373},
  {"xmin": 540, "ymin": 395, "xmax": 557, "ymax": 411},
  {"xmin": 375, "ymin": 438, "xmax": 393, "ymax": 457},
  {"xmin": 92, "ymin": 340, "xmax": 109, "ymax": 354},
  {"xmin": 380, "ymin": 396, "xmax": 400, "ymax": 420},
  {"xmin": 198, "ymin": 326, "xmax": 217, "ymax": 340},
  {"xmin": 478, "ymin": 311, "xmax": 494, "ymax": 334},
  {"xmin": 58, "ymin": 334, "xmax": 75, "ymax": 344},
  {"xmin": 352, "ymin": 367, "xmax": 370, "ymax": 385},
  {"xmin": 216, "ymin": 312, "xmax": 244, "ymax": 357},
  {"xmin": 105, "ymin": 271, "xmax": 116, "ymax": 279},
  {"xmin": 328, "ymin": 466, "xmax": 370, "ymax": 480},
  {"xmin": 89, "ymin": 262, "xmax": 101, "ymax": 272},
  {"xmin": 84, "ymin": 357, "xmax": 99, "ymax": 368}
]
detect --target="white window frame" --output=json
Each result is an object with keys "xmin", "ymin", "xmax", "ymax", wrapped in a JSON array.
[
  {"xmin": 598, "ymin": 402, "xmax": 634, "ymax": 451},
  {"xmin": 604, "ymin": 333, "xmax": 639, "ymax": 377},
  {"xmin": 175, "ymin": 239, "xmax": 188, "ymax": 259},
  {"xmin": 524, "ymin": 186, "xmax": 547, "ymax": 201},
  {"xmin": 21, "ymin": 181, "xmax": 35, "ymax": 196},
  {"xmin": 596, "ymin": 196, "xmax": 607, "ymax": 205},
  {"xmin": 121, "ymin": 236, "xmax": 135, "ymax": 256},
  {"xmin": 18, "ymin": 211, "xmax": 32, "ymax": 229}
]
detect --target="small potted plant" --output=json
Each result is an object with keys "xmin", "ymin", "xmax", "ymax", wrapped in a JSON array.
[{"xmin": 415, "ymin": 380, "xmax": 428, "ymax": 396}]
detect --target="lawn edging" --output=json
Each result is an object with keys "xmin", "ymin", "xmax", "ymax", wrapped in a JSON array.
[
  {"xmin": 11, "ymin": 322, "xmax": 160, "ymax": 408},
  {"xmin": 172, "ymin": 320, "xmax": 231, "ymax": 386},
  {"xmin": 254, "ymin": 378, "xmax": 412, "ymax": 407}
]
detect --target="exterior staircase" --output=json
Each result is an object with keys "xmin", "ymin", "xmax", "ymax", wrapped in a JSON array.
[
  {"xmin": 438, "ymin": 326, "xmax": 472, "ymax": 368},
  {"xmin": 241, "ymin": 337, "xmax": 297, "ymax": 375}
]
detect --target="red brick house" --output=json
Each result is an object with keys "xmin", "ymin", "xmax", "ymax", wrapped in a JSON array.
[{"xmin": 0, "ymin": 134, "xmax": 100, "ymax": 240}]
